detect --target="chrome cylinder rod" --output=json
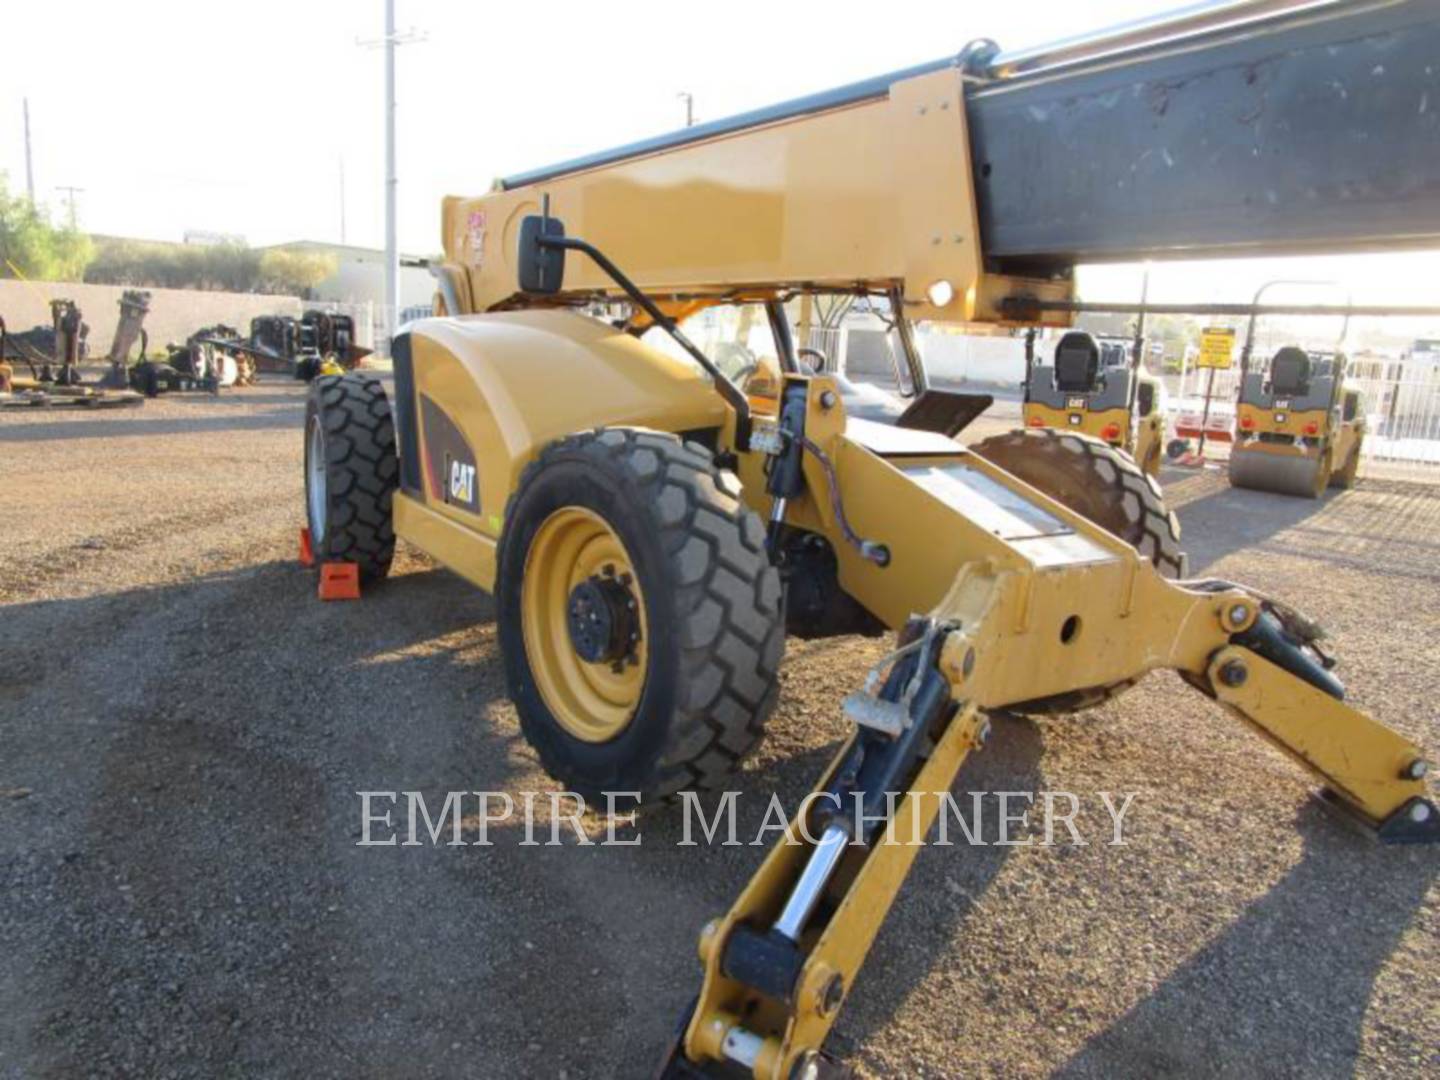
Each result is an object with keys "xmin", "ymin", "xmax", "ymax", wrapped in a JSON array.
[{"xmin": 772, "ymin": 824, "xmax": 850, "ymax": 942}]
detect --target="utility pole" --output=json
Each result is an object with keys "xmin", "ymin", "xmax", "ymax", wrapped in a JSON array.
[
  {"xmin": 678, "ymin": 91, "xmax": 695, "ymax": 127},
  {"xmin": 384, "ymin": 0, "xmax": 398, "ymax": 342},
  {"xmin": 56, "ymin": 185, "xmax": 84, "ymax": 228},
  {"xmin": 23, "ymin": 98, "xmax": 35, "ymax": 204},
  {"xmin": 339, "ymin": 155, "xmax": 347, "ymax": 244},
  {"xmin": 361, "ymin": 1, "xmax": 423, "ymax": 354}
]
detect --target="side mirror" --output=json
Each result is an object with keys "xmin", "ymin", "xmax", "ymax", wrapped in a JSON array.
[{"xmin": 517, "ymin": 214, "xmax": 567, "ymax": 294}]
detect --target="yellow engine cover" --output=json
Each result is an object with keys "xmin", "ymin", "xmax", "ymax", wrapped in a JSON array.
[{"xmin": 392, "ymin": 310, "xmax": 727, "ymax": 590}]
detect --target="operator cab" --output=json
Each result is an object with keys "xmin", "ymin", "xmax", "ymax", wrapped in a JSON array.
[{"xmin": 640, "ymin": 296, "xmax": 993, "ymax": 440}]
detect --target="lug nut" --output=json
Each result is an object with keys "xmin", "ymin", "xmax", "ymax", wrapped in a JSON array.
[
  {"xmin": 1219, "ymin": 660, "xmax": 1248, "ymax": 687},
  {"xmin": 1404, "ymin": 759, "xmax": 1428, "ymax": 780}
]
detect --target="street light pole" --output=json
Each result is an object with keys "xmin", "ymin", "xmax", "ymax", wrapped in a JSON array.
[
  {"xmin": 384, "ymin": 0, "xmax": 398, "ymax": 350},
  {"xmin": 23, "ymin": 98, "xmax": 36, "ymax": 204},
  {"xmin": 361, "ymin": 2, "xmax": 422, "ymax": 352}
]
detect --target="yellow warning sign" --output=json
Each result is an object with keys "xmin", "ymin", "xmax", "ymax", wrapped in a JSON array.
[{"xmin": 1197, "ymin": 327, "xmax": 1236, "ymax": 370}]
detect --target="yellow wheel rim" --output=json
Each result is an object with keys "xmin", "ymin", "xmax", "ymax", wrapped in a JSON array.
[{"xmin": 521, "ymin": 507, "xmax": 649, "ymax": 743}]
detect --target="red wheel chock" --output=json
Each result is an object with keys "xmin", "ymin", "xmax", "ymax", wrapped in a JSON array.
[
  {"xmin": 318, "ymin": 562, "xmax": 361, "ymax": 601},
  {"xmin": 304, "ymin": 527, "xmax": 361, "ymax": 600}
]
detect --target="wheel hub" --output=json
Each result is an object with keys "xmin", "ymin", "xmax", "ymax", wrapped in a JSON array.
[
  {"xmin": 521, "ymin": 506, "xmax": 650, "ymax": 743},
  {"xmin": 567, "ymin": 569, "xmax": 641, "ymax": 669}
]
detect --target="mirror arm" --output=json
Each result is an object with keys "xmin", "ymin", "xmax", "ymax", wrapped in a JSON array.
[{"xmin": 540, "ymin": 234, "xmax": 753, "ymax": 451}]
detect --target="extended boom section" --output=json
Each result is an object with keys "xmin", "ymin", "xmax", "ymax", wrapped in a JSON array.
[{"xmin": 438, "ymin": 0, "xmax": 1440, "ymax": 326}]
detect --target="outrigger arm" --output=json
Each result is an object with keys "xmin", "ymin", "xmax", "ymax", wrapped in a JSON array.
[{"xmin": 660, "ymin": 561, "xmax": 1437, "ymax": 1079}]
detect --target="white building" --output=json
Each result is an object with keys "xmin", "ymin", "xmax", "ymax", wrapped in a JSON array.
[{"xmin": 259, "ymin": 240, "xmax": 435, "ymax": 310}]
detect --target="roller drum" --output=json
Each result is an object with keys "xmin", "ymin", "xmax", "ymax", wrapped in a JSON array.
[{"xmin": 1228, "ymin": 446, "xmax": 1329, "ymax": 498}]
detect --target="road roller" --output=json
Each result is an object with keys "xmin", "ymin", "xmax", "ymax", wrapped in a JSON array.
[
  {"xmin": 1229, "ymin": 345, "xmax": 1365, "ymax": 498},
  {"xmin": 1021, "ymin": 329, "xmax": 1167, "ymax": 476}
]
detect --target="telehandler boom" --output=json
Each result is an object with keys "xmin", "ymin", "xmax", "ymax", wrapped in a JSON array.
[{"xmin": 299, "ymin": 2, "xmax": 1440, "ymax": 1075}]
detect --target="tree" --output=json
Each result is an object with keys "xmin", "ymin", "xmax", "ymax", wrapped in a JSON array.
[
  {"xmin": 85, "ymin": 238, "xmax": 337, "ymax": 297},
  {"xmin": 0, "ymin": 173, "xmax": 94, "ymax": 282},
  {"xmin": 258, "ymin": 247, "xmax": 338, "ymax": 298}
]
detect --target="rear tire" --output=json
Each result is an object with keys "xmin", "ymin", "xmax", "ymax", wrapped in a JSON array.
[
  {"xmin": 304, "ymin": 373, "xmax": 397, "ymax": 581},
  {"xmin": 971, "ymin": 428, "xmax": 1186, "ymax": 577},
  {"xmin": 1329, "ymin": 436, "xmax": 1362, "ymax": 489},
  {"xmin": 970, "ymin": 428, "xmax": 1187, "ymax": 716},
  {"xmin": 497, "ymin": 428, "xmax": 784, "ymax": 804}
]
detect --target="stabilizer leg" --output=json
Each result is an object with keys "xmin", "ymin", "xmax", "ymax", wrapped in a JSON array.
[
  {"xmin": 659, "ymin": 579, "xmax": 1437, "ymax": 1076},
  {"xmin": 662, "ymin": 622, "xmax": 988, "ymax": 1079},
  {"xmin": 1200, "ymin": 637, "xmax": 1437, "ymax": 841}
]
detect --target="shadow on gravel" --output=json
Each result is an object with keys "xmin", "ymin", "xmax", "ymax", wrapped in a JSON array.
[
  {"xmin": 1176, "ymin": 477, "xmax": 1440, "ymax": 579},
  {"xmin": 1171, "ymin": 483, "xmax": 1334, "ymax": 575},
  {"xmin": 3, "ymin": 557, "xmax": 517, "ymax": 1077},
  {"xmin": 1056, "ymin": 801, "xmax": 1438, "ymax": 1078}
]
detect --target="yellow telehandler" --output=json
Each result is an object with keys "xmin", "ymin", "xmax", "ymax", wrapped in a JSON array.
[{"xmin": 302, "ymin": 2, "xmax": 1439, "ymax": 1074}]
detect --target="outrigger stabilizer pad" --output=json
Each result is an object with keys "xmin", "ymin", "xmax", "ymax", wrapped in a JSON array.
[{"xmin": 1316, "ymin": 788, "xmax": 1440, "ymax": 845}]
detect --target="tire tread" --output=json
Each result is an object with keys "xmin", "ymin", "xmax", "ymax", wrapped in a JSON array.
[
  {"xmin": 307, "ymin": 373, "xmax": 397, "ymax": 580},
  {"xmin": 501, "ymin": 428, "xmax": 784, "ymax": 801}
]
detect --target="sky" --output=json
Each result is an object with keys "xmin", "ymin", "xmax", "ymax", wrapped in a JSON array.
[
  {"xmin": 1, "ymin": 0, "xmax": 1437, "ymax": 336},
  {"xmin": 0, "ymin": 0, "xmax": 1184, "ymax": 252}
]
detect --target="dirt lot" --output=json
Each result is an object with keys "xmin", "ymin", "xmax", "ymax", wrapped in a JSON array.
[{"xmin": 2, "ymin": 378, "xmax": 1437, "ymax": 1079}]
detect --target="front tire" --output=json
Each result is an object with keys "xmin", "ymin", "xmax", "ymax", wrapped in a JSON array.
[
  {"xmin": 304, "ymin": 373, "xmax": 397, "ymax": 580},
  {"xmin": 497, "ymin": 429, "xmax": 784, "ymax": 804}
]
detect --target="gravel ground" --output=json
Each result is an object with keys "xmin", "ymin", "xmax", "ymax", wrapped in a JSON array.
[{"xmin": 1, "ymin": 377, "xmax": 1437, "ymax": 1079}]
